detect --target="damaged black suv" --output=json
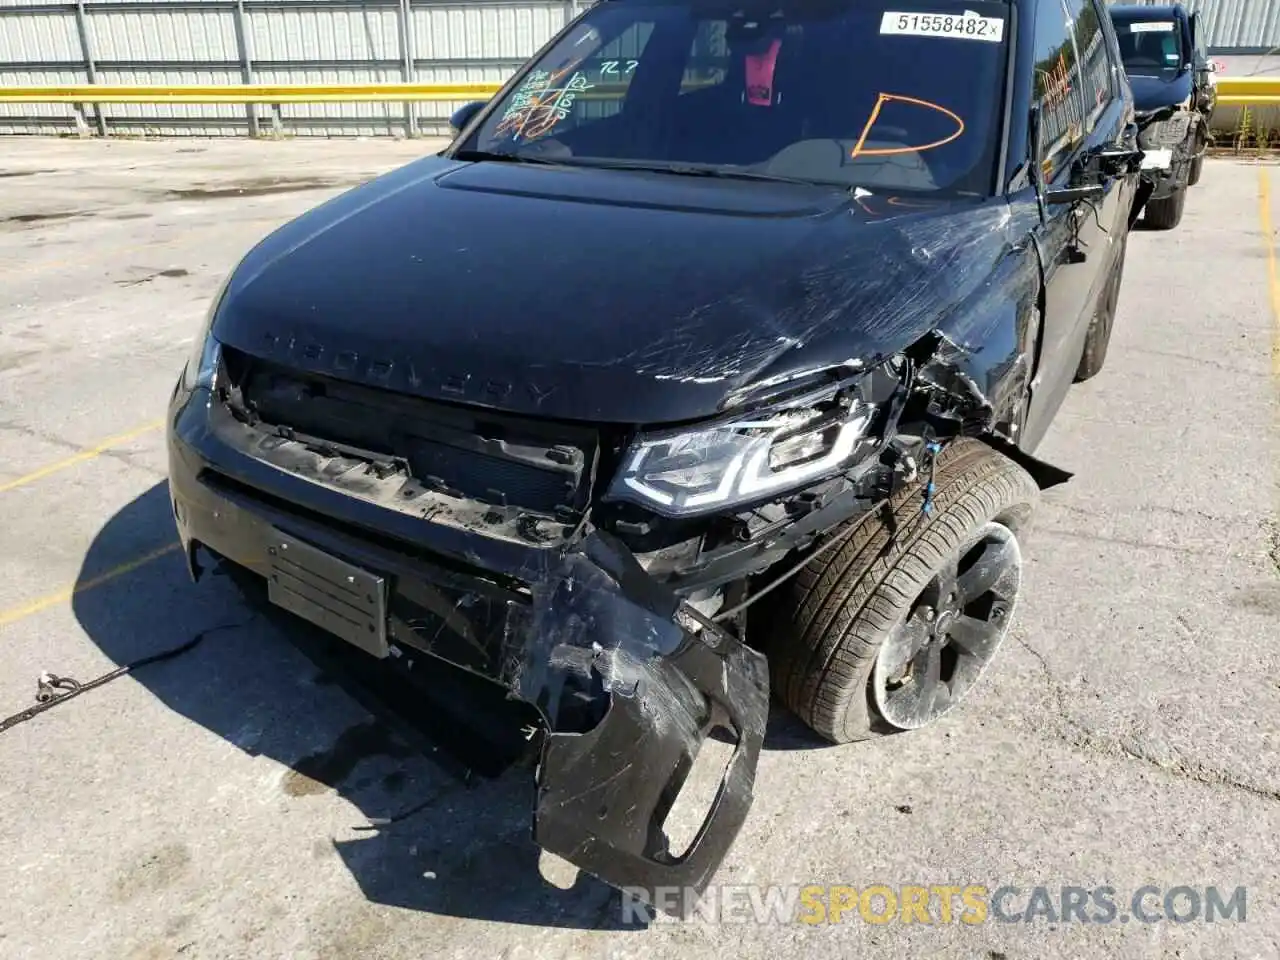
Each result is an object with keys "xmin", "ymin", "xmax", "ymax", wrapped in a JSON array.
[
  {"xmin": 167, "ymin": 0, "xmax": 1142, "ymax": 914},
  {"xmin": 1110, "ymin": 2, "xmax": 1217, "ymax": 230}
]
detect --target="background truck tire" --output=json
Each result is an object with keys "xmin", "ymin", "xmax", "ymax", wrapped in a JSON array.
[
  {"xmin": 764, "ymin": 438, "xmax": 1039, "ymax": 745},
  {"xmin": 1187, "ymin": 126, "xmax": 1205, "ymax": 186},
  {"xmin": 1144, "ymin": 185, "xmax": 1187, "ymax": 230},
  {"xmin": 1187, "ymin": 153, "xmax": 1204, "ymax": 187}
]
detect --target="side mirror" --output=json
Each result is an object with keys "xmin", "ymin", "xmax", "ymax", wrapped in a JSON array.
[
  {"xmin": 449, "ymin": 101, "xmax": 487, "ymax": 136},
  {"xmin": 1046, "ymin": 184, "xmax": 1105, "ymax": 206},
  {"xmin": 1090, "ymin": 145, "xmax": 1144, "ymax": 178}
]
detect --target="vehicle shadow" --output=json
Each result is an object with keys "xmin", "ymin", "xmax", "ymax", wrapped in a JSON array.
[
  {"xmin": 70, "ymin": 481, "xmax": 642, "ymax": 930},
  {"xmin": 72, "ymin": 483, "xmax": 833, "ymax": 928}
]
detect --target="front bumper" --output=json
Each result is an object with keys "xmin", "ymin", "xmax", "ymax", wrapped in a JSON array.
[
  {"xmin": 167, "ymin": 384, "xmax": 769, "ymax": 912},
  {"xmin": 1136, "ymin": 113, "xmax": 1197, "ymax": 200}
]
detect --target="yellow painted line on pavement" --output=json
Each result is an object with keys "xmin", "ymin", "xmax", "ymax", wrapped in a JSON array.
[
  {"xmin": 0, "ymin": 542, "xmax": 181, "ymax": 628},
  {"xmin": 1258, "ymin": 165, "xmax": 1280, "ymax": 379},
  {"xmin": 0, "ymin": 419, "xmax": 164, "ymax": 495}
]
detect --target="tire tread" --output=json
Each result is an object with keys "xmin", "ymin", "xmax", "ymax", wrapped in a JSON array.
[{"xmin": 767, "ymin": 439, "xmax": 1039, "ymax": 743}]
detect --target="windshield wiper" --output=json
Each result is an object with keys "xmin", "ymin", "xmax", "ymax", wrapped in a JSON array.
[
  {"xmin": 563, "ymin": 159, "xmax": 833, "ymax": 186},
  {"xmin": 452, "ymin": 149, "xmax": 567, "ymax": 166},
  {"xmin": 452, "ymin": 151, "xmax": 848, "ymax": 188}
]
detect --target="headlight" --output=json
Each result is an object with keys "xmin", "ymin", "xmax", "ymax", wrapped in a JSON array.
[
  {"xmin": 605, "ymin": 399, "xmax": 878, "ymax": 518},
  {"xmin": 181, "ymin": 329, "xmax": 221, "ymax": 394},
  {"xmin": 180, "ymin": 270, "xmax": 234, "ymax": 392}
]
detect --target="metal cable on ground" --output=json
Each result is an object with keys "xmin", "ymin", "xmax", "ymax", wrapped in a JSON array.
[{"xmin": 0, "ymin": 618, "xmax": 255, "ymax": 735}]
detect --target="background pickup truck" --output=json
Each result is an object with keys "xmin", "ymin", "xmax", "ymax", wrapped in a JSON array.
[{"xmin": 1110, "ymin": 1, "xmax": 1218, "ymax": 230}]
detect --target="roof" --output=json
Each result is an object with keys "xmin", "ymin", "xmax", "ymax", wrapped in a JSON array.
[{"xmin": 1108, "ymin": 4, "xmax": 1185, "ymax": 23}]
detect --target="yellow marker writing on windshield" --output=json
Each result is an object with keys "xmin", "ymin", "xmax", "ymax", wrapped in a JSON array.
[{"xmin": 851, "ymin": 92, "xmax": 967, "ymax": 158}]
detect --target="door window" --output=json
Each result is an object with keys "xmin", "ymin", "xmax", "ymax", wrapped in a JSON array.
[
  {"xmin": 1032, "ymin": 0, "xmax": 1088, "ymax": 181},
  {"xmin": 1063, "ymin": 0, "xmax": 1112, "ymax": 127}
]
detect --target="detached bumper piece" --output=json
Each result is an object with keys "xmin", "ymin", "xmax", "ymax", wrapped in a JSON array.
[
  {"xmin": 524, "ymin": 534, "xmax": 769, "ymax": 912},
  {"xmin": 168, "ymin": 400, "xmax": 769, "ymax": 915}
]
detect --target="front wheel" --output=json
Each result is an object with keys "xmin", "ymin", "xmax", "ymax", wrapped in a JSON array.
[{"xmin": 764, "ymin": 439, "xmax": 1039, "ymax": 744}]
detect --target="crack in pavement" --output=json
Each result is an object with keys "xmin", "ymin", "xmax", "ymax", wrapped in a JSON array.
[
  {"xmin": 0, "ymin": 417, "xmax": 79, "ymax": 451},
  {"xmin": 0, "ymin": 418, "xmax": 163, "ymax": 480},
  {"xmin": 1012, "ymin": 635, "xmax": 1280, "ymax": 804},
  {"xmin": 1122, "ymin": 345, "xmax": 1274, "ymax": 378},
  {"xmin": 1265, "ymin": 517, "xmax": 1280, "ymax": 577},
  {"xmin": 98, "ymin": 448, "xmax": 166, "ymax": 478},
  {"xmin": 1043, "ymin": 498, "xmax": 1263, "ymax": 530},
  {"xmin": 1034, "ymin": 526, "xmax": 1219, "ymax": 557}
]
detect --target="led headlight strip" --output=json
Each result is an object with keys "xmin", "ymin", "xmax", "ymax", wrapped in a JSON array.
[{"xmin": 609, "ymin": 402, "xmax": 876, "ymax": 517}]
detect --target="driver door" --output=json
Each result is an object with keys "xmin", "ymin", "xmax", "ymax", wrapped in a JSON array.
[{"xmin": 1022, "ymin": 0, "xmax": 1097, "ymax": 449}]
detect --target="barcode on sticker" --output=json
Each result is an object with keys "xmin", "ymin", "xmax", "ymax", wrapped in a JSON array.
[
  {"xmin": 880, "ymin": 10, "xmax": 1005, "ymax": 42},
  {"xmin": 1129, "ymin": 21, "xmax": 1176, "ymax": 33}
]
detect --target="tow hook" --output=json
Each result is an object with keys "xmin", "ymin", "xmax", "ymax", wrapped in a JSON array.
[{"xmin": 35, "ymin": 672, "xmax": 81, "ymax": 703}]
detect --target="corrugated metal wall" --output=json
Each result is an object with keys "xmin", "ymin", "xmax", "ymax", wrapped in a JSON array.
[
  {"xmin": 0, "ymin": 0, "xmax": 1274, "ymax": 137},
  {"xmin": 0, "ymin": 0, "xmax": 582, "ymax": 136}
]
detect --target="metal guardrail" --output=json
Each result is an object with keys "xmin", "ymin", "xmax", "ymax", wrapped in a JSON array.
[
  {"xmin": 4, "ymin": 78, "xmax": 1278, "ymax": 105},
  {"xmin": 1215, "ymin": 76, "xmax": 1280, "ymax": 105},
  {"xmin": 0, "ymin": 78, "xmax": 1276, "ymax": 133},
  {"xmin": 0, "ymin": 83, "xmax": 504, "ymax": 104},
  {"xmin": 0, "ymin": 82, "xmax": 505, "ymax": 136}
]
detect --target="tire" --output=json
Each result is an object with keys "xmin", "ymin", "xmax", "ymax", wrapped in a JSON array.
[
  {"xmin": 1143, "ymin": 184, "xmax": 1187, "ymax": 230},
  {"xmin": 765, "ymin": 439, "xmax": 1039, "ymax": 744},
  {"xmin": 1187, "ymin": 153, "xmax": 1204, "ymax": 187},
  {"xmin": 1187, "ymin": 125, "xmax": 1205, "ymax": 186},
  {"xmin": 1073, "ymin": 233, "xmax": 1127, "ymax": 383}
]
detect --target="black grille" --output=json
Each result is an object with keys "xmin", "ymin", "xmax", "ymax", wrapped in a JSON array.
[
  {"xmin": 402, "ymin": 436, "xmax": 577, "ymax": 509},
  {"xmin": 224, "ymin": 348, "xmax": 597, "ymax": 516}
]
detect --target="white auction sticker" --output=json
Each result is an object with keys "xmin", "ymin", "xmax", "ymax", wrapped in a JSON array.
[
  {"xmin": 880, "ymin": 10, "xmax": 1006, "ymax": 42},
  {"xmin": 1129, "ymin": 21, "xmax": 1176, "ymax": 33}
]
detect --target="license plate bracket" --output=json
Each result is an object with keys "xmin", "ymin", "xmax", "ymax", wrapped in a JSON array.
[
  {"xmin": 1140, "ymin": 148, "xmax": 1173, "ymax": 171},
  {"xmin": 266, "ymin": 527, "xmax": 389, "ymax": 658}
]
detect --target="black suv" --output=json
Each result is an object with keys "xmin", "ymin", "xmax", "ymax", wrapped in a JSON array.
[
  {"xmin": 168, "ymin": 0, "xmax": 1141, "ymax": 913},
  {"xmin": 1110, "ymin": 2, "xmax": 1218, "ymax": 229}
]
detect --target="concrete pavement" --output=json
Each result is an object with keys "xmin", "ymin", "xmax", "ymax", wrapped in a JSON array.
[{"xmin": 0, "ymin": 137, "xmax": 1277, "ymax": 960}]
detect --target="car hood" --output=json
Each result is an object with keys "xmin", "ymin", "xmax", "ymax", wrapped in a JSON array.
[
  {"xmin": 214, "ymin": 156, "xmax": 1017, "ymax": 424},
  {"xmin": 1128, "ymin": 69, "xmax": 1194, "ymax": 114}
]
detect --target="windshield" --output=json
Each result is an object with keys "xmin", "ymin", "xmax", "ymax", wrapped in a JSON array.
[
  {"xmin": 458, "ymin": 0, "xmax": 1010, "ymax": 195},
  {"xmin": 1114, "ymin": 18, "xmax": 1185, "ymax": 74}
]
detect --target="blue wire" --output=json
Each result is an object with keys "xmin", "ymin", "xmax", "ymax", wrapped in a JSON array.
[{"xmin": 922, "ymin": 442, "xmax": 942, "ymax": 515}]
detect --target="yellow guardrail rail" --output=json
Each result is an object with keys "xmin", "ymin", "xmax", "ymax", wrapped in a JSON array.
[
  {"xmin": 1, "ymin": 78, "xmax": 1275, "ymax": 140},
  {"xmin": 4, "ymin": 77, "xmax": 1277, "ymax": 106},
  {"xmin": 0, "ymin": 83, "xmax": 504, "ymax": 104},
  {"xmin": 1214, "ymin": 77, "xmax": 1280, "ymax": 107}
]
